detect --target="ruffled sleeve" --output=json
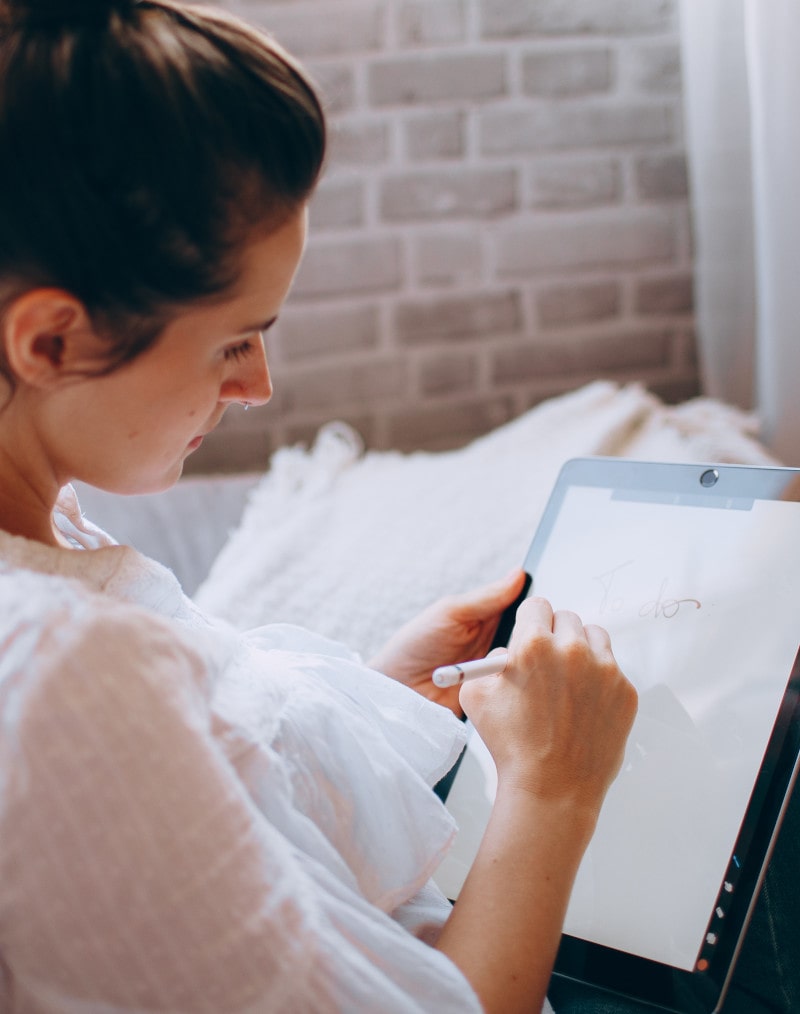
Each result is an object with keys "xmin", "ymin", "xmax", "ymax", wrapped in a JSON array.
[
  {"xmin": 207, "ymin": 622, "xmax": 469, "ymax": 913},
  {"xmin": 0, "ymin": 573, "xmax": 481, "ymax": 1013}
]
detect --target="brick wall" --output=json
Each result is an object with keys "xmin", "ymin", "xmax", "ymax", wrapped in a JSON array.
[{"xmin": 190, "ymin": 0, "xmax": 695, "ymax": 473}]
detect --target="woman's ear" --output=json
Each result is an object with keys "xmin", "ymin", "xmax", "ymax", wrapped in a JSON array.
[{"xmin": 2, "ymin": 288, "xmax": 102, "ymax": 388}]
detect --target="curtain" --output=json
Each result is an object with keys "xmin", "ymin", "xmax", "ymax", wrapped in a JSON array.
[{"xmin": 679, "ymin": 0, "xmax": 800, "ymax": 465}]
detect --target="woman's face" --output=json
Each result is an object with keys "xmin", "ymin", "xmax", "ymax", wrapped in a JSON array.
[{"xmin": 44, "ymin": 208, "xmax": 308, "ymax": 495}]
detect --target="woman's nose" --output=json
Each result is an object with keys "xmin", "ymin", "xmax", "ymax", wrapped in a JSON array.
[{"xmin": 221, "ymin": 337, "xmax": 273, "ymax": 407}]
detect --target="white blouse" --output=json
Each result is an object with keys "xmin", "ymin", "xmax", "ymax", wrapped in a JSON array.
[{"xmin": 0, "ymin": 487, "xmax": 483, "ymax": 1013}]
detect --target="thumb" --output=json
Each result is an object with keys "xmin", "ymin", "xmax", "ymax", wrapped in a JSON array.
[{"xmin": 451, "ymin": 568, "xmax": 527, "ymax": 621}]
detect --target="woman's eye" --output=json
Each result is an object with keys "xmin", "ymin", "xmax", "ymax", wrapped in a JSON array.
[{"xmin": 224, "ymin": 339, "xmax": 255, "ymax": 362}]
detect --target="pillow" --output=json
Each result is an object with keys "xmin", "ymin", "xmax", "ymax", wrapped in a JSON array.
[
  {"xmin": 74, "ymin": 475, "xmax": 259, "ymax": 595},
  {"xmin": 195, "ymin": 381, "xmax": 777, "ymax": 659}
]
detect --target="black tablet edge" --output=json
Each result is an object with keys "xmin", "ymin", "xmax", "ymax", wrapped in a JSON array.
[{"xmin": 550, "ymin": 657, "xmax": 800, "ymax": 1014}]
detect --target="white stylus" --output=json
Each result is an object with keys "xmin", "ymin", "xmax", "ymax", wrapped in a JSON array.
[{"xmin": 432, "ymin": 651, "xmax": 509, "ymax": 688}]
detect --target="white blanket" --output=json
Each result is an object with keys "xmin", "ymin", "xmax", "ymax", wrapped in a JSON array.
[{"xmin": 195, "ymin": 382, "xmax": 777, "ymax": 659}]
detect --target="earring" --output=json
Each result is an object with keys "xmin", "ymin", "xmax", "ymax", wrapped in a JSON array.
[{"xmin": 243, "ymin": 402, "xmax": 250, "ymax": 411}]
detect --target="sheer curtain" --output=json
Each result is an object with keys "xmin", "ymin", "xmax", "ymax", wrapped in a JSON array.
[{"xmin": 679, "ymin": 0, "xmax": 800, "ymax": 465}]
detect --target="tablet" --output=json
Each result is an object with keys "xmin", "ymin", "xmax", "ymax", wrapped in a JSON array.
[{"xmin": 434, "ymin": 457, "xmax": 800, "ymax": 1014}]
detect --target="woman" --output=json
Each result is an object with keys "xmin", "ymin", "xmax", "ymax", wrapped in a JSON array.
[{"xmin": 0, "ymin": 1, "xmax": 640, "ymax": 1010}]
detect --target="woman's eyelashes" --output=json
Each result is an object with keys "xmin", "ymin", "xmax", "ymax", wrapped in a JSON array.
[
  {"xmin": 223, "ymin": 337, "xmax": 257, "ymax": 362},
  {"xmin": 224, "ymin": 327, "xmax": 270, "ymax": 362}
]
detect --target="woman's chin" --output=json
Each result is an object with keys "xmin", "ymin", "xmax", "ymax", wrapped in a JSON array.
[{"xmin": 83, "ymin": 463, "xmax": 186, "ymax": 498}]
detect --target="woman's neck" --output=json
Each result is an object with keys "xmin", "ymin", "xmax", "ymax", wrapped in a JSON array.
[{"xmin": 0, "ymin": 454, "xmax": 63, "ymax": 546}]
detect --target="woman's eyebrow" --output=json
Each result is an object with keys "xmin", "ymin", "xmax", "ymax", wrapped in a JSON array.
[{"xmin": 237, "ymin": 315, "xmax": 279, "ymax": 336}]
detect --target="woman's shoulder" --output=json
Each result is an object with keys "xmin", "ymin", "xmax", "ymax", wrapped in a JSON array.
[
  {"xmin": 0, "ymin": 565, "xmax": 98, "ymax": 651},
  {"xmin": 0, "ymin": 567, "xmax": 211, "ymax": 745},
  {"xmin": 0, "ymin": 562, "xmax": 168, "ymax": 639}
]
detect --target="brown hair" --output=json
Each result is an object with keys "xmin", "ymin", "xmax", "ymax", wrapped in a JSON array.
[{"xmin": 0, "ymin": 0, "xmax": 326, "ymax": 370}]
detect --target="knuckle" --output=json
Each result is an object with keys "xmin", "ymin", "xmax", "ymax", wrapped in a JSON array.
[
  {"xmin": 584, "ymin": 621, "xmax": 610, "ymax": 643},
  {"xmin": 622, "ymin": 676, "xmax": 639, "ymax": 715},
  {"xmin": 606, "ymin": 668, "xmax": 638, "ymax": 723},
  {"xmin": 459, "ymin": 675, "xmax": 491, "ymax": 710},
  {"xmin": 561, "ymin": 637, "xmax": 591, "ymax": 667},
  {"xmin": 513, "ymin": 629, "xmax": 552, "ymax": 664},
  {"xmin": 516, "ymin": 595, "xmax": 550, "ymax": 619},
  {"xmin": 603, "ymin": 658, "xmax": 629, "ymax": 693}
]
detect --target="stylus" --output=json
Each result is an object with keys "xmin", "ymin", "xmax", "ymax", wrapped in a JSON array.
[{"xmin": 432, "ymin": 652, "xmax": 509, "ymax": 688}]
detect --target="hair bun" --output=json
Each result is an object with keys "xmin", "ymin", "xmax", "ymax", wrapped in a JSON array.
[{"xmin": 4, "ymin": 0, "xmax": 136, "ymax": 26}]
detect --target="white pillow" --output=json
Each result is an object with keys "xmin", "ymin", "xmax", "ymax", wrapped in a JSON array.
[
  {"xmin": 196, "ymin": 381, "xmax": 776, "ymax": 659},
  {"xmin": 74, "ymin": 474, "xmax": 258, "ymax": 595}
]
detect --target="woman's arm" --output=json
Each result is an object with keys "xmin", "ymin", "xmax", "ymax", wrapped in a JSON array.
[
  {"xmin": 0, "ymin": 590, "xmax": 482, "ymax": 1013},
  {"xmin": 435, "ymin": 599, "xmax": 638, "ymax": 1014},
  {"xmin": 371, "ymin": 575, "xmax": 636, "ymax": 1010}
]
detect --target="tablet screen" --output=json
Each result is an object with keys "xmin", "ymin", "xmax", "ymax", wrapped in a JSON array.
[{"xmin": 434, "ymin": 459, "xmax": 800, "ymax": 1012}]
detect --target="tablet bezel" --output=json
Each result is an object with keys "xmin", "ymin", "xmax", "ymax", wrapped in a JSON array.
[{"xmin": 437, "ymin": 457, "xmax": 800, "ymax": 1014}]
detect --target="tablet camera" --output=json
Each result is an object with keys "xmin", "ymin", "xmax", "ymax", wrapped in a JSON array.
[{"xmin": 700, "ymin": 468, "xmax": 719, "ymax": 488}]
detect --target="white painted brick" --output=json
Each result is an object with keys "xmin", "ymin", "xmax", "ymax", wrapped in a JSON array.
[
  {"xmin": 380, "ymin": 168, "xmax": 517, "ymax": 221},
  {"xmin": 275, "ymin": 303, "xmax": 380, "ymax": 362},
  {"xmin": 624, "ymin": 42, "xmax": 683, "ymax": 94},
  {"xmin": 396, "ymin": 0, "xmax": 468, "ymax": 47},
  {"xmin": 495, "ymin": 212, "xmax": 676, "ymax": 275},
  {"xmin": 385, "ymin": 397, "xmax": 515, "ymax": 451},
  {"xmin": 647, "ymin": 375, "xmax": 701, "ymax": 405},
  {"xmin": 635, "ymin": 273, "xmax": 693, "ymax": 314},
  {"xmin": 480, "ymin": 103, "xmax": 673, "ymax": 155},
  {"xmin": 306, "ymin": 63, "xmax": 356, "ymax": 115},
  {"xmin": 369, "ymin": 53, "xmax": 507, "ymax": 106},
  {"xmin": 673, "ymin": 325, "xmax": 698, "ymax": 367},
  {"xmin": 413, "ymin": 230, "xmax": 483, "ymax": 285},
  {"xmin": 309, "ymin": 178, "xmax": 365, "ymax": 230},
  {"xmin": 522, "ymin": 48, "xmax": 613, "ymax": 97},
  {"xmin": 292, "ymin": 237, "xmax": 403, "ymax": 298},
  {"xmin": 636, "ymin": 153, "xmax": 688, "ymax": 200},
  {"xmin": 528, "ymin": 157, "xmax": 621, "ymax": 208},
  {"xmin": 278, "ymin": 358, "xmax": 409, "ymax": 413},
  {"xmin": 185, "ymin": 0, "xmax": 695, "ymax": 463},
  {"xmin": 395, "ymin": 290, "xmax": 523, "ymax": 343},
  {"xmin": 239, "ymin": 2, "xmax": 384, "ymax": 58},
  {"xmin": 329, "ymin": 120, "xmax": 391, "ymax": 165},
  {"xmin": 537, "ymin": 280, "xmax": 621, "ymax": 327},
  {"xmin": 481, "ymin": 0, "xmax": 674, "ymax": 38},
  {"xmin": 492, "ymin": 328, "xmax": 674, "ymax": 384},
  {"xmin": 417, "ymin": 350, "xmax": 479, "ymax": 395},
  {"xmin": 404, "ymin": 110, "xmax": 466, "ymax": 160}
]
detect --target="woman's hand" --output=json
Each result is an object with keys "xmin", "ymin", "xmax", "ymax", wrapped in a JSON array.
[
  {"xmin": 368, "ymin": 569, "xmax": 527, "ymax": 715},
  {"xmin": 461, "ymin": 595, "xmax": 638, "ymax": 813}
]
